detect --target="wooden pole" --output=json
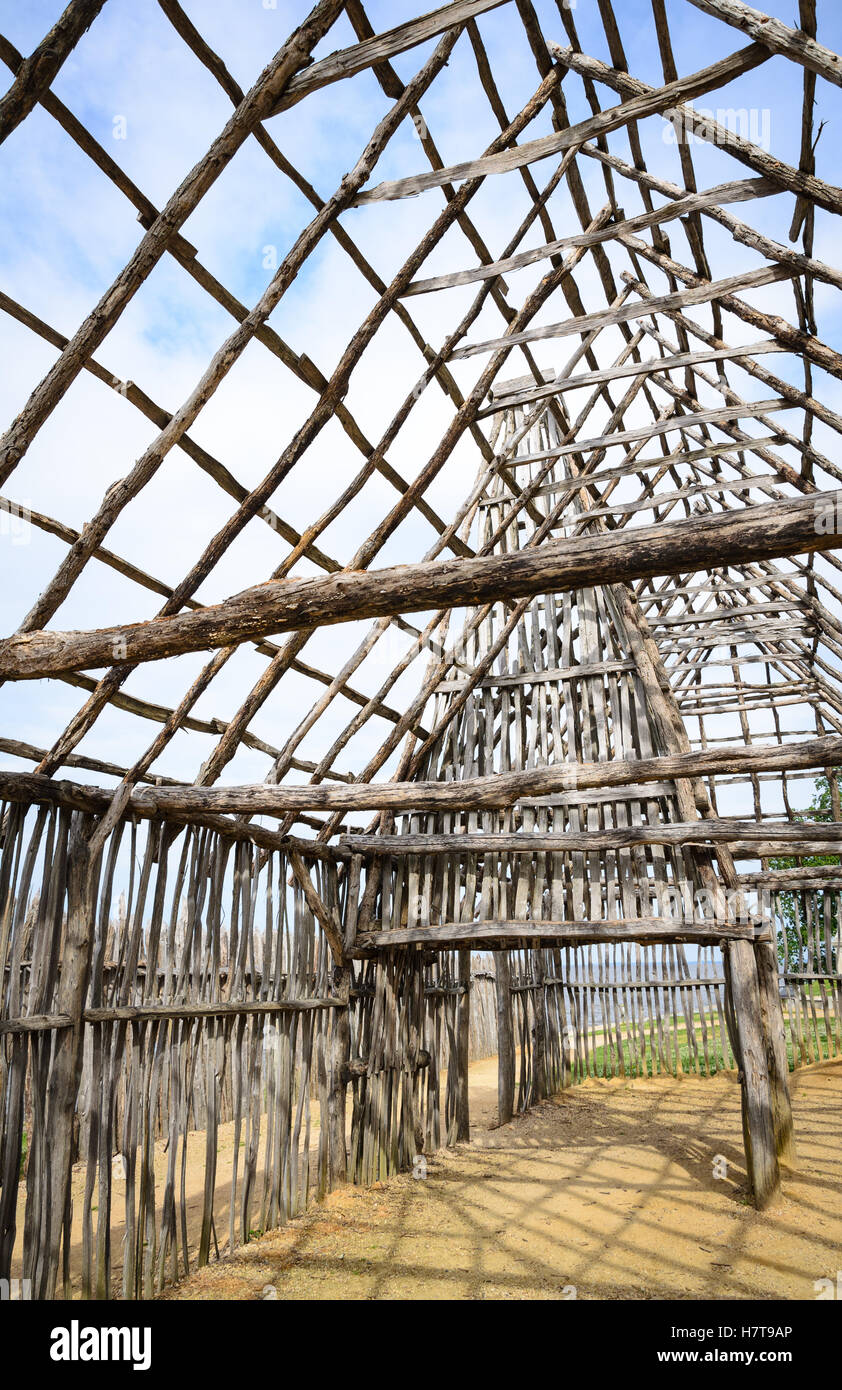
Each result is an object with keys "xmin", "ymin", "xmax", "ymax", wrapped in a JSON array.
[
  {"xmin": 495, "ymin": 953, "xmax": 515, "ymax": 1125},
  {"xmin": 34, "ymin": 814, "xmax": 98, "ymax": 1298},
  {"xmin": 327, "ymin": 969, "xmax": 351, "ymax": 1186},
  {"xmin": 755, "ymin": 938, "xmax": 797, "ymax": 1168},
  {"xmin": 2, "ymin": 489, "xmax": 840, "ymax": 680},
  {"xmin": 724, "ymin": 940, "xmax": 781, "ymax": 1207},
  {"xmin": 455, "ymin": 948, "xmax": 471, "ymax": 1141}
]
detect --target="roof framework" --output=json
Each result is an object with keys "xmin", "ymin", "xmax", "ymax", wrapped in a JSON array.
[
  {"xmin": 0, "ymin": 0, "xmax": 839, "ymax": 835},
  {"xmin": 0, "ymin": 0, "xmax": 841, "ymax": 1249}
]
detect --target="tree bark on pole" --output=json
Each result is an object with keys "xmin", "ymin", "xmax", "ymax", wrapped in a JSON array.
[
  {"xmin": 455, "ymin": 948, "xmax": 471, "ymax": 1142},
  {"xmin": 34, "ymin": 814, "xmax": 98, "ymax": 1298},
  {"xmin": 495, "ymin": 953, "xmax": 515, "ymax": 1125}
]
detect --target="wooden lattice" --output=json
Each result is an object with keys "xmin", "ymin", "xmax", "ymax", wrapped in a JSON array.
[{"xmin": 1, "ymin": 0, "xmax": 841, "ymax": 1298}]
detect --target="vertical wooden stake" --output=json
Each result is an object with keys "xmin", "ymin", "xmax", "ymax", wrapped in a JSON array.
[
  {"xmin": 37, "ymin": 813, "xmax": 97, "ymax": 1299},
  {"xmin": 723, "ymin": 940, "xmax": 781, "ymax": 1210},
  {"xmin": 754, "ymin": 938, "xmax": 796, "ymax": 1168},
  {"xmin": 328, "ymin": 967, "xmax": 351, "ymax": 1186},
  {"xmin": 495, "ymin": 953, "xmax": 515, "ymax": 1125},
  {"xmin": 455, "ymin": 947, "xmax": 471, "ymax": 1142},
  {"xmin": 532, "ymin": 955, "xmax": 547, "ymax": 1102}
]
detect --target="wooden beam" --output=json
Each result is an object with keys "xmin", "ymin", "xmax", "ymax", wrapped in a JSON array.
[
  {"xmin": 269, "ymin": 0, "xmax": 510, "ymax": 113},
  {"xmin": 403, "ymin": 177, "xmax": 776, "ymax": 296},
  {"xmin": 288, "ymin": 848, "xmax": 345, "ymax": 962},
  {"xmin": 0, "ymin": 0, "xmax": 106, "ymax": 145},
  {"xmin": 501, "ymin": 398, "xmax": 792, "ymax": 464},
  {"xmin": 558, "ymin": 45, "xmax": 842, "ymax": 215},
  {"xmin": 436, "ymin": 659, "xmax": 635, "ymax": 691},
  {"xmin": 352, "ymin": 42, "xmax": 769, "ymax": 204},
  {"xmin": 339, "ymin": 819, "xmax": 842, "ymax": 855},
  {"xmin": 686, "ymin": 0, "xmax": 842, "ymax": 87},
  {"xmin": 2, "ymin": 734, "xmax": 839, "ymax": 816},
  {"xmin": 353, "ymin": 919, "xmax": 762, "ymax": 952},
  {"xmin": 477, "ymin": 341, "xmax": 786, "ymax": 418},
  {"xmin": 0, "ymin": 0, "xmax": 346, "ymax": 487},
  {"xmin": 451, "ymin": 264, "xmax": 794, "ymax": 359},
  {"xmin": 2, "ymin": 488, "xmax": 838, "ymax": 680}
]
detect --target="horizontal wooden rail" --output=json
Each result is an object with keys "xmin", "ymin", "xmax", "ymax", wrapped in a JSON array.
[
  {"xmin": 1, "ymin": 734, "xmax": 840, "ymax": 817},
  {"xmin": 0, "ymin": 996, "xmax": 342, "ymax": 1034},
  {"xmin": 512, "ymin": 977, "xmax": 727, "ymax": 991},
  {"xmin": 353, "ymin": 920, "xmax": 768, "ymax": 951},
  {"xmin": 339, "ymin": 819, "xmax": 842, "ymax": 855},
  {"xmin": 352, "ymin": 42, "xmax": 768, "ymax": 204},
  {"xmin": 1, "ymin": 490, "xmax": 841, "ymax": 680}
]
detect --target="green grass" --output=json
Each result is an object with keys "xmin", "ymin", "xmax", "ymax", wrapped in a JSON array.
[
  {"xmin": 784, "ymin": 1018, "xmax": 835, "ymax": 1068},
  {"xmin": 583, "ymin": 1028, "xmax": 731, "ymax": 1080},
  {"xmin": 570, "ymin": 1014, "xmax": 839, "ymax": 1080}
]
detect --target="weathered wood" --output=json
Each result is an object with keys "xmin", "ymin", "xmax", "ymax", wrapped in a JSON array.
[
  {"xmin": 687, "ymin": 0, "xmax": 842, "ymax": 86},
  {"xmin": 0, "ymin": 0, "xmax": 346, "ymax": 487},
  {"xmin": 455, "ymin": 948, "xmax": 471, "ymax": 1140},
  {"xmin": 353, "ymin": 43, "xmax": 769, "ymax": 203},
  {"xmin": 340, "ymin": 820, "xmax": 842, "ymax": 855},
  {"xmin": 0, "ymin": 0, "xmax": 106, "ymax": 145},
  {"xmin": 3, "ymin": 489, "xmax": 840, "ymax": 680},
  {"xmin": 452, "ymin": 266, "xmax": 794, "ymax": 360},
  {"xmin": 478, "ymin": 340, "xmax": 786, "ymax": 417},
  {"xmin": 501, "ymin": 398, "xmax": 792, "ymax": 461},
  {"xmin": 494, "ymin": 953, "xmax": 515, "ymax": 1124},
  {"xmin": 3, "ymin": 0, "xmax": 841, "ymax": 1296},
  {"xmin": 724, "ymin": 940, "xmax": 782, "ymax": 1207},
  {"xmin": 270, "ymin": 0, "xmax": 510, "ymax": 112},
  {"xmin": 436, "ymin": 659, "xmax": 635, "ymax": 690},
  {"xmin": 2, "ymin": 734, "xmax": 840, "ymax": 817},
  {"xmin": 35, "ymin": 816, "xmax": 96, "ymax": 1298},
  {"xmin": 355, "ymin": 920, "xmax": 762, "ymax": 952},
  {"xmin": 558, "ymin": 45, "xmax": 842, "ymax": 215},
  {"xmin": 288, "ymin": 849, "xmax": 345, "ymax": 963},
  {"xmin": 403, "ymin": 178, "xmax": 775, "ymax": 295},
  {"xmin": 0, "ymin": 998, "xmax": 342, "ymax": 1032}
]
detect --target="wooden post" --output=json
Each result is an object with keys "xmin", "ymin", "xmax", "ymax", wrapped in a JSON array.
[
  {"xmin": 327, "ymin": 967, "xmax": 351, "ymax": 1185},
  {"xmin": 327, "ymin": 855, "xmax": 359, "ymax": 1186},
  {"xmin": 532, "ymin": 955, "xmax": 547, "ymax": 1102},
  {"xmin": 754, "ymin": 938, "xmax": 796, "ymax": 1167},
  {"xmin": 35, "ymin": 814, "xmax": 98, "ymax": 1299},
  {"xmin": 455, "ymin": 947, "xmax": 471, "ymax": 1141},
  {"xmin": 495, "ymin": 953, "xmax": 515, "ymax": 1125},
  {"xmin": 723, "ymin": 940, "xmax": 781, "ymax": 1208}
]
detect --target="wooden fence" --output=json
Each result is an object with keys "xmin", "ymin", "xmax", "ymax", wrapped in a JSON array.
[{"xmin": 1, "ymin": 804, "xmax": 839, "ymax": 1300}]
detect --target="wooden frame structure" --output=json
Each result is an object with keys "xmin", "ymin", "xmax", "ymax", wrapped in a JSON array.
[{"xmin": 1, "ymin": 0, "xmax": 841, "ymax": 1298}]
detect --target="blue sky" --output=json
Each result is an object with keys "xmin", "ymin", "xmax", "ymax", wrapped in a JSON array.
[{"xmin": 0, "ymin": 0, "xmax": 840, "ymax": 797}]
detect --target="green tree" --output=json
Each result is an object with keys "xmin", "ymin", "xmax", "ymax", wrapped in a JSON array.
[{"xmin": 770, "ymin": 775, "xmax": 839, "ymax": 971}]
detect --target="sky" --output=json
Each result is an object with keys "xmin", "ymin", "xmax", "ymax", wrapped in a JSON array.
[{"xmin": 0, "ymin": 0, "xmax": 841, "ymax": 805}]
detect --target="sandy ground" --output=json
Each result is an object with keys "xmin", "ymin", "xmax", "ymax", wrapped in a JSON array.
[{"xmin": 164, "ymin": 1057, "xmax": 842, "ymax": 1301}]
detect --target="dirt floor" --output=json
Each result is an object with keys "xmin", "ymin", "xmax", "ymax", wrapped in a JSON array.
[{"xmin": 165, "ymin": 1058, "xmax": 842, "ymax": 1301}]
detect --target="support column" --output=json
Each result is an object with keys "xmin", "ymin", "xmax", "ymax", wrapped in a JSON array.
[
  {"xmin": 723, "ymin": 940, "xmax": 781, "ymax": 1209},
  {"xmin": 327, "ymin": 967, "xmax": 351, "ymax": 1188},
  {"xmin": 532, "ymin": 955, "xmax": 547, "ymax": 1103},
  {"xmin": 35, "ymin": 813, "xmax": 98, "ymax": 1299},
  {"xmin": 609, "ymin": 581, "xmax": 791, "ymax": 1207},
  {"xmin": 455, "ymin": 947, "xmax": 471, "ymax": 1142},
  {"xmin": 495, "ymin": 952, "xmax": 515, "ymax": 1125},
  {"xmin": 755, "ymin": 938, "xmax": 796, "ymax": 1167},
  {"xmin": 328, "ymin": 853, "xmax": 359, "ymax": 1188}
]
